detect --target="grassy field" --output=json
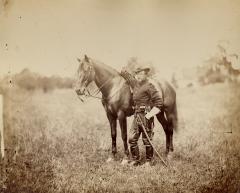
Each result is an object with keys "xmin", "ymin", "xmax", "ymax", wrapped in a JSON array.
[{"xmin": 0, "ymin": 83, "xmax": 240, "ymax": 193}]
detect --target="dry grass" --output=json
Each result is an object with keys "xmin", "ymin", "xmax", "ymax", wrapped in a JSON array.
[{"xmin": 0, "ymin": 83, "xmax": 240, "ymax": 193}]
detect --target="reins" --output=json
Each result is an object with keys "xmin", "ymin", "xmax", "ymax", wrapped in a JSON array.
[
  {"xmin": 81, "ymin": 81, "xmax": 123, "ymax": 102},
  {"xmin": 77, "ymin": 65, "xmax": 123, "ymax": 102},
  {"xmin": 91, "ymin": 77, "xmax": 113, "ymax": 96}
]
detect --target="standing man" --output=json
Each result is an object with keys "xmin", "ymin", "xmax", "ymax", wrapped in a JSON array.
[{"xmin": 121, "ymin": 67, "xmax": 163, "ymax": 166}]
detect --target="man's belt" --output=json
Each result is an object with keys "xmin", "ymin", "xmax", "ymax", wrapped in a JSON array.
[{"xmin": 133, "ymin": 105, "xmax": 148, "ymax": 113}]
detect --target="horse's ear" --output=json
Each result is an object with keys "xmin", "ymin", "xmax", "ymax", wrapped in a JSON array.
[
  {"xmin": 84, "ymin": 55, "xmax": 89, "ymax": 62},
  {"xmin": 77, "ymin": 58, "xmax": 81, "ymax": 63}
]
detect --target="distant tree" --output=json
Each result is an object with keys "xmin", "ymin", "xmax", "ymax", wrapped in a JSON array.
[
  {"xmin": 198, "ymin": 43, "xmax": 240, "ymax": 85},
  {"xmin": 39, "ymin": 77, "xmax": 55, "ymax": 93},
  {"xmin": 1, "ymin": 68, "xmax": 74, "ymax": 92},
  {"xmin": 123, "ymin": 57, "xmax": 156, "ymax": 76},
  {"xmin": 123, "ymin": 57, "xmax": 139, "ymax": 73},
  {"xmin": 14, "ymin": 68, "xmax": 38, "ymax": 91}
]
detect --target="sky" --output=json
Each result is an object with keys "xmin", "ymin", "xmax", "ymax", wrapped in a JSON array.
[{"xmin": 0, "ymin": 0, "xmax": 240, "ymax": 78}]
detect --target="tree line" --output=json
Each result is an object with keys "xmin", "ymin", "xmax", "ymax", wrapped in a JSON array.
[{"xmin": 0, "ymin": 68, "xmax": 74, "ymax": 93}]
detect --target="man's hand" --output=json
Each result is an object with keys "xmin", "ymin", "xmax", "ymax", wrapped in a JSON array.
[
  {"xmin": 145, "ymin": 107, "xmax": 160, "ymax": 120},
  {"xmin": 145, "ymin": 113, "xmax": 152, "ymax": 120}
]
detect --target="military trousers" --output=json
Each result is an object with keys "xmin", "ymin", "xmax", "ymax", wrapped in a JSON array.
[{"xmin": 128, "ymin": 112, "xmax": 154, "ymax": 161}]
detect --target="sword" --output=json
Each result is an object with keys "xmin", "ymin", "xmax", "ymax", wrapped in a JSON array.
[{"xmin": 136, "ymin": 114, "xmax": 168, "ymax": 167}]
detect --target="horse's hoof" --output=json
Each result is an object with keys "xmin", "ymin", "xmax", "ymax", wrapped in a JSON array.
[
  {"xmin": 106, "ymin": 157, "xmax": 114, "ymax": 163},
  {"xmin": 141, "ymin": 161, "xmax": 152, "ymax": 168},
  {"xmin": 128, "ymin": 160, "xmax": 140, "ymax": 167},
  {"xmin": 166, "ymin": 152, "xmax": 174, "ymax": 161},
  {"xmin": 121, "ymin": 159, "xmax": 129, "ymax": 165}
]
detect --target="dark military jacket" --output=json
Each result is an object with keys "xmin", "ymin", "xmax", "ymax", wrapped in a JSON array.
[
  {"xmin": 120, "ymin": 70, "xmax": 163, "ymax": 110},
  {"xmin": 132, "ymin": 80, "xmax": 163, "ymax": 109}
]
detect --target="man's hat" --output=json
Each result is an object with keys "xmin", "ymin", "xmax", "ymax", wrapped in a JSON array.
[{"xmin": 134, "ymin": 67, "xmax": 151, "ymax": 74}]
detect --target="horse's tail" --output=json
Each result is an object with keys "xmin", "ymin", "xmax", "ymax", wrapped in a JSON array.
[{"xmin": 172, "ymin": 100, "xmax": 178, "ymax": 132}]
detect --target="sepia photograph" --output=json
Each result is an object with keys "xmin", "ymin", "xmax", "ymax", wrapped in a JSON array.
[{"xmin": 0, "ymin": 0, "xmax": 240, "ymax": 192}]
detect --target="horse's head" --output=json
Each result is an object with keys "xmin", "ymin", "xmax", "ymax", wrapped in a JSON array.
[{"xmin": 75, "ymin": 55, "xmax": 95, "ymax": 95}]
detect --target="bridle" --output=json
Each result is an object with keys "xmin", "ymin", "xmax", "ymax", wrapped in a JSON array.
[
  {"xmin": 76, "ymin": 60, "xmax": 130, "ymax": 102},
  {"xmin": 76, "ymin": 62, "xmax": 113, "ymax": 101},
  {"xmin": 78, "ymin": 65, "xmax": 135, "ymax": 102}
]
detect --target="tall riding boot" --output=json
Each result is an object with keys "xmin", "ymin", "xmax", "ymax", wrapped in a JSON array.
[
  {"xmin": 130, "ymin": 145, "xmax": 140, "ymax": 166},
  {"xmin": 146, "ymin": 146, "xmax": 154, "ymax": 162}
]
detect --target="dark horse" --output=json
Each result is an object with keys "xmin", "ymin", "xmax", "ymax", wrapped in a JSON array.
[{"xmin": 75, "ymin": 55, "xmax": 178, "ymax": 163}]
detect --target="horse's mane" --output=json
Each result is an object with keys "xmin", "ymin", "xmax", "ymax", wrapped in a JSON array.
[{"xmin": 91, "ymin": 58, "xmax": 119, "ymax": 77}]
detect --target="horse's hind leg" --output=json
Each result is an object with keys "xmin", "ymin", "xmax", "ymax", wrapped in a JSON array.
[
  {"xmin": 156, "ymin": 112, "xmax": 173, "ymax": 155},
  {"xmin": 166, "ymin": 105, "xmax": 178, "ymax": 153}
]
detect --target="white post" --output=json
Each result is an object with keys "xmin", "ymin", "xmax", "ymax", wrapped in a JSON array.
[{"xmin": 0, "ymin": 95, "xmax": 4, "ymax": 158}]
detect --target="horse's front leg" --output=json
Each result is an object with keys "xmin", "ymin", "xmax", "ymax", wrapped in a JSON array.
[
  {"xmin": 106, "ymin": 112, "xmax": 117, "ymax": 162},
  {"xmin": 118, "ymin": 112, "xmax": 130, "ymax": 164}
]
